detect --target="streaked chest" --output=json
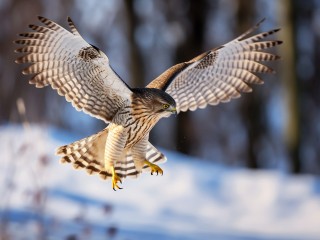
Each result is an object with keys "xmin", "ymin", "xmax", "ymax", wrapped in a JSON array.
[
  {"xmin": 111, "ymin": 99, "xmax": 159, "ymax": 148},
  {"xmin": 124, "ymin": 111, "xmax": 159, "ymax": 148}
]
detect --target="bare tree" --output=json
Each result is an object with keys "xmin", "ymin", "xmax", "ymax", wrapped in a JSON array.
[
  {"xmin": 165, "ymin": 0, "xmax": 209, "ymax": 155},
  {"xmin": 124, "ymin": 0, "xmax": 145, "ymax": 88},
  {"xmin": 278, "ymin": 0, "xmax": 301, "ymax": 173},
  {"xmin": 236, "ymin": 0, "xmax": 264, "ymax": 169}
]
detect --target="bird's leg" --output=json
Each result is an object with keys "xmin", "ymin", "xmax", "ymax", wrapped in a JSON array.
[
  {"xmin": 111, "ymin": 166, "xmax": 122, "ymax": 191},
  {"xmin": 104, "ymin": 124, "xmax": 127, "ymax": 191},
  {"xmin": 143, "ymin": 160, "xmax": 163, "ymax": 176}
]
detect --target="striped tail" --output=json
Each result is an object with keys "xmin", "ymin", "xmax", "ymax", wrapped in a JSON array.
[
  {"xmin": 56, "ymin": 128, "xmax": 112, "ymax": 179},
  {"xmin": 56, "ymin": 128, "xmax": 167, "ymax": 180},
  {"xmin": 115, "ymin": 143, "xmax": 167, "ymax": 178}
]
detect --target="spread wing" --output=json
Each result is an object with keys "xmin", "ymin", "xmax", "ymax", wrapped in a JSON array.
[
  {"xmin": 14, "ymin": 16, "xmax": 132, "ymax": 123},
  {"xmin": 147, "ymin": 19, "xmax": 282, "ymax": 112}
]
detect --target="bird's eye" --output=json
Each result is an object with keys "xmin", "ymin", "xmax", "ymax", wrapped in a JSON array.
[{"xmin": 162, "ymin": 104, "xmax": 170, "ymax": 109}]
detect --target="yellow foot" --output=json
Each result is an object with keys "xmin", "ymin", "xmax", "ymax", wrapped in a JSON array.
[
  {"xmin": 111, "ymin": 166, "xmax": 122, "ymax": 191},
  {"xmin": 144, "ymin": 160, "xmax": 163, "ymax": 176}
]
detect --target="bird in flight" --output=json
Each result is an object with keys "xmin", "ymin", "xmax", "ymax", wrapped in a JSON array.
[{"xmin": 15, "ymin": 16, "xmax": 282, "ymax": 190}]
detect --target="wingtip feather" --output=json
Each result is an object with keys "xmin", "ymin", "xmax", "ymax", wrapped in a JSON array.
[
  {"xmin": 66, "ymin": 16, "xmax": 80, "ymax": 36},
  {"xmin": 256, "ymin": 18, "xmax": 266, "ymax": 27},
  {"xmin": 37, "ymin": 15, "xmax": 45, "ymax": 22},
  {"xmin": 22, "ymin": 69, "xmax": 29, "ymax": 75},
  {"xmin": 14, "ymin": 55, "xmax": 27, "ymax": 63},
  {"xmin": 273, "ymin": 28, "xmax": 281, "ymax": 33}
]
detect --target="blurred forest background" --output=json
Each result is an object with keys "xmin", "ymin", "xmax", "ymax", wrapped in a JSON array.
[{"xmin": 1, "ymin": 0, "xmax": 320, "ymax": 175}]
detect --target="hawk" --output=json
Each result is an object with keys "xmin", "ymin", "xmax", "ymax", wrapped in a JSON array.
[{"xmin": 15, "ymin": 16, "xmax": 282, "ymax": 190}]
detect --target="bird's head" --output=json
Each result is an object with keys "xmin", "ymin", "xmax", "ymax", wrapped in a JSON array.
[{"xmin": 132, "ymin": 88, "xmax": 177, "ymax": 118}]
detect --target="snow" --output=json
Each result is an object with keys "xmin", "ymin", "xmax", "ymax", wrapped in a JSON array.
[{"xmin": 1, "ymin": 125, "xmax": 320, "ymax": 240}]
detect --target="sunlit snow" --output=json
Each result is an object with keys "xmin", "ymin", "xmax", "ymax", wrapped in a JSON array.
[{"xmin": 1, "ymin": 125, "xmax": 319, "ymax": 240}]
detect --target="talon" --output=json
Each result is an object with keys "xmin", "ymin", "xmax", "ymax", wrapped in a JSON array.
[
  {"xmin": 144, "ymin": 160, "xmax": 163, "ymax": 176},
  {"xmin": 111, "ymin": 166, "xmax": 123, "ymax": 191},
  {"xmin": 113, "ymin": 187, "xmax": 123, "ymax": 191}
]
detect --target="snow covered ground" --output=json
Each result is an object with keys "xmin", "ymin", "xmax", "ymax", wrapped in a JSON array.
[{"xmin": 1, "ymin": 125, "xmax": 320, "ymax": 240}]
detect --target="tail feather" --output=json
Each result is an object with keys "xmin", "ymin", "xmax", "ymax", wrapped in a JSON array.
[
  {"xmin": 56, "ymin": 128, "xmax": 112, "ymax": 179},
  {"xmin": 115, "ymin": 153, "xmax": 140, "ymax": 179},
  {"xmin": 113, "ymin": 142, "xmax": 167, "ymax": 175},
  {"xmin": 56, "ymin": 128, "xmax": 167, "ymax": 180}
]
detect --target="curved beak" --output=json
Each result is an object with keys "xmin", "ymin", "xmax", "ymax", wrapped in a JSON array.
[{"xmin": 168, "ymin": 106, "xmax": 177, "ymax": 114}]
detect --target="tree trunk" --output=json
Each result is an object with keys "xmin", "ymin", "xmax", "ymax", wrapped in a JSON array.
[
  {"xmin": 279, "ymin": 0, "xmax": 301, "ymax": 173},
  {"xmin": 124, "ymin": 0, "xmax": 145, "ymax": 88},
  {"xmin": 174, "ymin": 0, "xmax": 208, "ymax": 155},
  {"xmin": 236, "ymin": 0, "xmax": 261, "ymax": 169}
]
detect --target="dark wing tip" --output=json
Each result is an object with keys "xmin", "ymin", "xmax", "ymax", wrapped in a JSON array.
[
  {"xmin": 274, "ymin": 55, "xmax": 281, "ymax": 60},
  {"xmin": 37, "ymin": 15, "xmax": 45, "ymax": 21},
  {"xmin": 273, "ymin": 28, "xmax": 281, "ymax": 33},
  {"xmin": 256, "ymin": 18, "xmax": 266, "ymax": 26},
  {"xmin": 67, "ymin": 16, "xmax": 80, "ymax": 36},
  {"xmin": 237, "ymin": 18, "xmax": 267, "ymax": 41},
  {"xmin": 28, "ymin": 24, "xmax": 37, "ymax": 30}
]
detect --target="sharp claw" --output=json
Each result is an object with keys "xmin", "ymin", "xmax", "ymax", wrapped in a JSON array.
[
  {"xmin": 113, "ymin": 185, "xmax": 122, "ymax": 191},
  {"xmin": 111, "ymin": 166, "xmax": 123, "ymax": 191},
  {"xmin": 144, "ymin": 160, "xmax": 163, "ymax": 177}
]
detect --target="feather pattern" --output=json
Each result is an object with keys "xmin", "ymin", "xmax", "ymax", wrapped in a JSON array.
[
  {"xmin": 57, "ymin": 128, "xmax": 166, "ymax": 180},
  {"xmin": 14, "ymin": 16, "xmax": 132, "ymax": 122},
  {"xmin": 15, "ymin": 17, "xmax": 282, "ymax": 187},
  {"xmin": 147, "ymin": 19, "xmax": 282, "ymax": 112}
]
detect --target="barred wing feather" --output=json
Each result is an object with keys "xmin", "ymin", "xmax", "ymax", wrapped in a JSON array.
[
  {"xmin": 147, "ymin": 20, "xmax": 282, "ymax": 112},
  {"xmin": 14, "ymin": 16, "xmax": 132, "ymax": 122}
]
